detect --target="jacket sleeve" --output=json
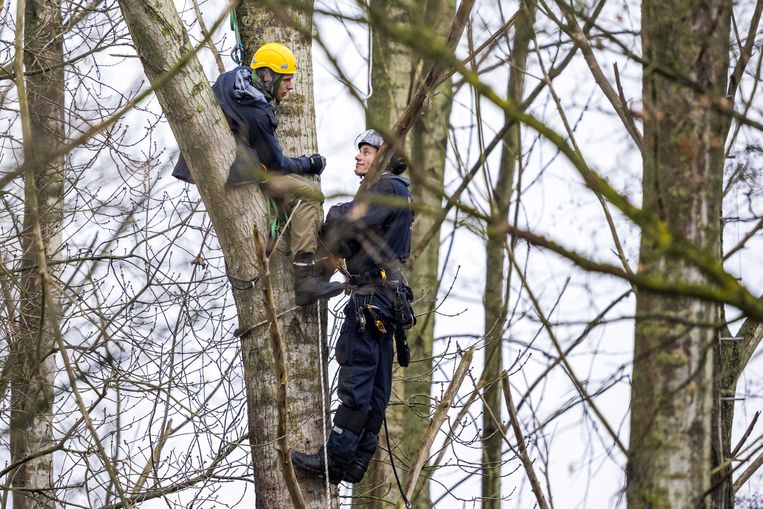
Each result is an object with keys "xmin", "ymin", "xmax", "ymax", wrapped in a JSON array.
[
  {"xmin": 247, "ymin": 107, "xmax": 310, "ymax": 174},
  {"xmin": 321, "ymin": 182, "xmax": 396, "ymax": 256}
]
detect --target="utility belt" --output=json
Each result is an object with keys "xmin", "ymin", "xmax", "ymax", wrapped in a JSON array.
[
  {"xmin": 348, "ymin": 268, "xmax": 415, "ymax": 367},
  {"xmin": 347, "ymin": 268, "xmax": 404, "ymax": 287}
]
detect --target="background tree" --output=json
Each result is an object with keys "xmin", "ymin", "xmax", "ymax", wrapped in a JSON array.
[
  {"xmin": 627, "ymin": 0, "xmax": 732, "ymax": 506},
  {"xmin": 353, "ymin": 1, "xmax": 455, "ymax": 507},
  {"xmin": 480, "ymin": 1, "xmax": 536, "ymax": 506},
  {"xmin": 10, "ymin": 0, "xmax": 65, "ymax": 506}
]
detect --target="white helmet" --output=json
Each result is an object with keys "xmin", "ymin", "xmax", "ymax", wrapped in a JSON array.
[{"xmin": 356, "ymin": 129, "xmax": 384, "ymax": 149}]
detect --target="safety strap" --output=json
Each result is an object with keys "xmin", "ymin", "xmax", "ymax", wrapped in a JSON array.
[
  {"xmin": 384, "ymin": 415, "xmax": 412, "ymax": 508},
  {"xmin": 229, "ymin": 9, "xmax": 245, "ymax": 65},
  {"xmin": 266, "ymin": 197, "xmax": 280, "ymax": 239},
  {"xmin": 225, "ymin": 261, "xmax": 260, "ymax": 291}
]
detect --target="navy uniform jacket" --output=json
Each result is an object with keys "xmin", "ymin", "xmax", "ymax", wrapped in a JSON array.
[
  {"xmin": 173, "ymin": 66, "xmax": 310, "ymax": 184},
  {"xmin": 323, "ymin": 173, "xmax": 413, "ymax": 276}
]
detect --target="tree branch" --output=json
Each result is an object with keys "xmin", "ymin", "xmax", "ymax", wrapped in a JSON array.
[{"xmin": 502, "ymin": 371, "xmax": 550, "ymax": 509}]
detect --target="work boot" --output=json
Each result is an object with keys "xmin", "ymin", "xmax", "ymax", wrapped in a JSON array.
[
  {"xmin": 343, "ymin": 453, "xmax": 374, "ymax": 483},
  {"xmin": 291, "ymin": 448, "xmax": 344, "ymax": 485},
  {"xmin": 293, "ymin": 252, "xmax": 344, "ymax": 306},
  {"xmin": 342, "ymin": 429, "xmax": 379, "ymax": 483}
]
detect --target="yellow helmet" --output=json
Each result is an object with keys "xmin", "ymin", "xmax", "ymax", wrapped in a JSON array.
[{"xmin": 250, "ymin": 43, "xmax": 297, "ymax": 74}]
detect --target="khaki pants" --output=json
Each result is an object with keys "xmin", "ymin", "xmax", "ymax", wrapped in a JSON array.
[{"xmin": 261, "ymin": 173, "xmax": 324, "ymax": 256}]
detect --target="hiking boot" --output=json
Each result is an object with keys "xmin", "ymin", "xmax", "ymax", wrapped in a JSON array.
[
  {"xmin": 293, "ymin": 253, "xmax": 344, "ymax": 306},
  {"xmin": 291, "ymin": 448, "xmax": 344, "ymax": 485},
  {"xmin": 342, "ymin": 453, "xmax": 373, "ymax": 483}
]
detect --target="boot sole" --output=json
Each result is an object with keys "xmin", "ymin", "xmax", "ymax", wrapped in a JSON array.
[{"xmin": 296, "ymin": 284, "xmax": 345, "ymax": 306}]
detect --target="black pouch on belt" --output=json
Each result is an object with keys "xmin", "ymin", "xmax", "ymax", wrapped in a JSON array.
[
  {"xmin": 393, "ymin": 283, "xmax": 416, "ymax": 330},
  {"xmin": 395, "ymin": 327, "xmax": 410, "ymax": 367},
  {"xmin": 351, "ymin": 292, "xmax": 372, "ymax": 331}
]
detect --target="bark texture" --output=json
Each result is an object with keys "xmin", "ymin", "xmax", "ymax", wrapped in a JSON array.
[
  {"xmin": 235, "ymin": 3, "xmax": 333, "ymax": 506},
  {"xmin": 11, "ymin": 0, "xmax": 65, "ymax": 506},
  {"xmin": 354, "ymin": 1, "xmax": 454, "ymax": 507},
  {"xmin": 627, "ymin": 1, "xmax": 731, "ymax": 507},
  {"xmin": 480, "ymin": 2, "xmax": 535, "ymax": 506},
  {"xmin": 119, "ymin": 1, "xmax": 331, "ymax": 507}
]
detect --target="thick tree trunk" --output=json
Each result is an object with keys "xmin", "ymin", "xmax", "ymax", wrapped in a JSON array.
[
  {"xmin": 11, "ymin": 0, "xmax": 65, "ymax": 507},
  {"xmin": 233, "ymin": 3, "xmax": 334, "ymax": 506},
  {"xmin": 119, "ymin": 2, "xmax": 331, "ymax": 507},
  {"xmin": 354, "ymin": 1, "xmax": 453, "ymax": 507},
  {"xmin": 627, "ymin": 1, "xmax": 731, "ymax": 507},
  {"xmin": 481, "ymin": 2, "xmax": 535, "ymax": 507}
]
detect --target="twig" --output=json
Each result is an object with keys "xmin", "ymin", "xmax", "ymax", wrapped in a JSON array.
[
  {"xmin": 252, "ymin": 222, "xmax": 306, "ymax": 509},
  {"xmin": 727, "ymin": 0, "xmax": 763, "ymax": 98},
  {"xmin": 549, "ymin": 0, "xmax": 643, "ymax": 151},
  {"xmin": 731, "ymin": 411, "xmax": 760, "ymax": 458},
  {"xmin": 190, "ymin": 0, "xmax": 226, "ymax": 74},
  {"xmin": 733, "ymin": 446, "xmax": 763, "ymax": 492},
  {"xmin": 131, "ymin": 420, "xmax": 173, "ymax": 496},
  {"xmin": 398, "ymin": 347, "xmax": 474, "ymax": 507},
  {"xmin": 502, "ymin": 371, "xmax": 550, "ymax": 509},
  {"xmin": 508, "ymin": 248, "xmax": 628, "ymax": 454}
]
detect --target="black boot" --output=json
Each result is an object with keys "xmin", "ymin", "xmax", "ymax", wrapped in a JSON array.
[
  {"xmin": 343, "ymin": 453, "xmax": 374, "ymax": 483},
  {"xmin": 291, "ymin": 448, "xmax": 344, "ymax": 485},
  {"xmin": 293, "ymin": 253, "xmax": 344, "ymax": 306}
]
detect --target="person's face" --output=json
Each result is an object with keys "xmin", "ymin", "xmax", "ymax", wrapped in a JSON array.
[
  {"xmin": 354, "ymin": 144, "xmax": 378, "ymax": 177},
  {"xmin": 276, "ymin": 74, "xmax": 295, "ymax": 102}
]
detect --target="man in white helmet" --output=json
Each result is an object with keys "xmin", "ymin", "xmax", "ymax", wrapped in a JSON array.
[{"xmin": 292, "ymin": 129, "xmax": 415, "ymax": 484}]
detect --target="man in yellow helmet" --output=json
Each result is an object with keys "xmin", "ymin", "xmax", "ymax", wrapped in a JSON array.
[{"xmin": 173, "ymin": 42, "xmax": 343, "ymax": 306}]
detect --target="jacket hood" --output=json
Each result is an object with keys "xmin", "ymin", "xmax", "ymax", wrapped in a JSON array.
[
  {"xmin": 230, "ymin": 67, "xmax": 271, "ymax": 106},
  {"xmin": 382, "ymin": 171, "xmax": 410, "ymax": 187}
]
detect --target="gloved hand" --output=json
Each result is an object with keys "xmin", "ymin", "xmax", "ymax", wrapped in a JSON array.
[{"xmin": 306, "ymin": 153, "xmax": 326, "ymax": 175}]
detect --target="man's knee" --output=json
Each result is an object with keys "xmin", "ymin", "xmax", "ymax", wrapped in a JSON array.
[{"xmin": 263, "ymin": 174, "xmax": 324, "ymax": 204}]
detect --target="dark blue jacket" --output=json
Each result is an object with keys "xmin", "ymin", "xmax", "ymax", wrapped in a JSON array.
[
  {"xmin": 173, "ymin": 67, "xmax": 309, "ymax": 184},
  {"xmin": 323, "ymin": 173, "xmax": 413, "ymax": 276}
]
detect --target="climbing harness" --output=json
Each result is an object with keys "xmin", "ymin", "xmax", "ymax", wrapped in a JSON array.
[
  {"xmin": 229, "ymin": 9, "xmax": 245, "ymax": 65},
  {"xmin": 265, "ymin": 199, "xmax": 301, "ymax": 257}
]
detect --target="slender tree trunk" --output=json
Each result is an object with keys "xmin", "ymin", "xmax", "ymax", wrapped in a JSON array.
[
  {"xmin": 481, "ymin": 2, "xmax": 535, "ymax": 507},
  {"xmin": 119, "ymin": 2, "xmax": 332, "ymax": 507},
  {"xmin": 354, "ymin": 4, "xmax": 414, "ymax": 505},
  {"xmin": 627, "ymin": 1, "xmax": 731, "ymax": 507},
  {"xmin": 10, "ymin": 0, "xmax": 65, "ymax": 506},
  {"xmin": 354, "ymin": 1, "xmax": 454, "ymax": 507}
]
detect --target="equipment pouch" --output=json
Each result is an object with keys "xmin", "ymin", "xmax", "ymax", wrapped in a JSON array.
[
  {"xmin": 393, "ymin": 283, "xmax": 416, "ymax": 330},
  {"xmin": 361, "ymin": 304, "xmax": 388, "ymax": 341},
  {"xmin": 395, "ymin": 327, "xmax": 410, "ymax": 367},
  {"xmin": 351, "ymin": 293, "xmax": 372, "ymax": 332}
]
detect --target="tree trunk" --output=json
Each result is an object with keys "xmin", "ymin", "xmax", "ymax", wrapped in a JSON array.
[
  {"xmin": 627, "ymin": 1, "xmax": 731, "ymax": 507},
  {"xmin": 119, "ymin": 1, "xmax": 332, "ymax": 507},
  {"xmin": 353, "ymin": 1, "xmax": 454, "ymax": 507},
  {"xmin": 481, "ymin": 2, "xmax": 535, "ymax": 507},
  {"xmin": 234, "ymin": 3, "xmax": 334, "ymax": 506},
  {"xmin": 10, "ymin": 0, "xmax": 65, "ymax": 506}
]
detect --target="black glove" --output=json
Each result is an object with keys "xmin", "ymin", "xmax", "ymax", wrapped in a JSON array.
[{"xmin": 306, "ymin": 153, "xmax": 326, "ymax": 175}]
